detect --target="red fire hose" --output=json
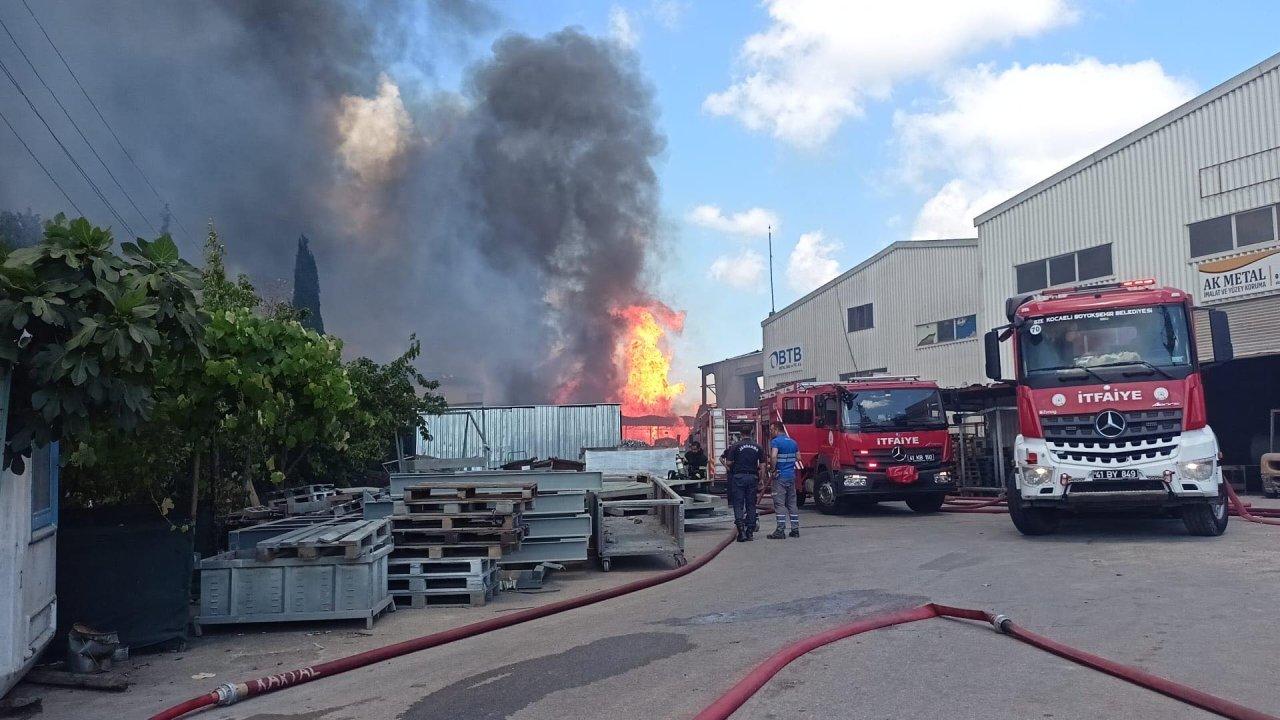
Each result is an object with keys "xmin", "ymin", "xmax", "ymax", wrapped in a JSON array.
[
  {"xmin": 693, "ymin": 603, "xmax": 1278, "ymax": 720},
  {"xmin": 148, "ymin": 528, "xmax": 740, "ymax": 720},
  {"xmin": 1223, "ymin": 482, "xmax": 1280, "ymax": 525}
]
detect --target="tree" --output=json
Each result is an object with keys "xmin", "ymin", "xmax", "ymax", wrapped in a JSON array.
[
  {"xmin": 292, "ymin": 234, "xmax": 324, "ymax": 334},
  {"xmin": 201, "ymin": 222, "xmax": 258, "ymax": 313},
  {"xmin": 308, "ymin": 336, "xmax": 447, "ymax": 482},
  {"xmin": 0, "ymin": 215, "xmax": 205, "ymax": 469}
]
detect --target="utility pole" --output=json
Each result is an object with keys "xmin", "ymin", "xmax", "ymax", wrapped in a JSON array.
[{"xmin": 768, "ymin": 225, "xmax": 776, "ymax": 315}]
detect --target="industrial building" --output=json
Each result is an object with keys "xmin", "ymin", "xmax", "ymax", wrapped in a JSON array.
[
  {"xmin": 698, "ymin": 350, "xmax": 763, "ymax": 411},
  {"xmin": 976, "ymin": 50, "xmax": 1280, "ymax": 473},
  {"xmin": 761, "ymin": 238, "xmax": 983, "ymax": 390}
]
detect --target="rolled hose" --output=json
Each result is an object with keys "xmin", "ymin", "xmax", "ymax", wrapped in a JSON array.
[
  {"xmin": 693, "ymin": 603, "xmax": 1278, "ymax": 720},
  {"xmin": 148, "ymin": 528, "xmax": 740, "ymax": 720}
]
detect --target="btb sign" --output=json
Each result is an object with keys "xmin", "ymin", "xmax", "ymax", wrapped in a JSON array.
[{"xmin": 770, "ymin": 346, "xmax": 803, "ymax": 371}]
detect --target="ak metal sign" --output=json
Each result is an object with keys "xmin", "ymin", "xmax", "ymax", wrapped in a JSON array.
[
  {"xmin": 769, "ymin": 346, "xmax": 803, "ymax": 371},
  {"xmin": 1197, "ymin": 247, "xmax": 1280, "ymax": 304}
]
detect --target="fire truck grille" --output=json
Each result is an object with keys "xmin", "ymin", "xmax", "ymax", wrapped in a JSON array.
[
  {"xmin": 1068, "ymin": 480, "xmax": 1168, "ymax": 494},
  {"xmin": 1043, "ymin": 410, "xmax": 1182, "ymax": 465}
]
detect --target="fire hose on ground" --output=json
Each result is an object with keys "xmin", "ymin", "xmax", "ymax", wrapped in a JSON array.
[
  {"xmin": 692, "ymin": 602, "xmax": 1279, "ymax": 720},
  {"xmin": 153, "ymin": 516, "xmax": 1280, "ymax": 720}
]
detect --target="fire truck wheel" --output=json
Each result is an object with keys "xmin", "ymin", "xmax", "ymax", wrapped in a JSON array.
[
  {"xmin": 905, "ymin": 493, "xmax": 946, "ymax": 513},
  {"xmin": 1181, "ymin": 484, "xmax": 1229, "ymax": 537},
  {"xmin": 1007, "ymin": 490, "xmax": 1060, "ymax": 536},
  {"xmin": 813, "ymin": 471, "xmax": 841, "ymax": 515}
]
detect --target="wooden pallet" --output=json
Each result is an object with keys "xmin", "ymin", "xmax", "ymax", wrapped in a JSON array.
[
  {"xmin": 402, "ymin": 498, "xmax": 532, "ymax": 515},
  {"xmin": 391, "ymin": 525, "xmax": 524, "ymax": 545},
  {"xmin": 403, "ymin": 482, "xmax": 537, "ymax": 503},
  {"xmin": 391, "ymin": 585, "xmax": 496, "ymax": 608},
  {"xmin": 387, "ymin": 557, "xmax": 495, "ymax": 576},
  {"xmin": 388, "ymin": 566, "xmax": 499, "ymax": 593},
  {"xmin": 390, "ymin": 543, "xmax": 507, "ymax": 560},
  {"xmin": 255, "ymin": 519, "xmax": 390, "ymax": 561},
  {"xmin": 391, "ymin": 514, "xmax": 519, "ymax": 531}
]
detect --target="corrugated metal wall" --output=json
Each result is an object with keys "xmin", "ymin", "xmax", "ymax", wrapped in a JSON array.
[
  {"xmin": 761, "ymin": 241, "xmax": 984, "ymax": 389},
  {"xmin": 417, "ymin": 404, "xmax": 622, "ymax": 468},
  {"xmin": 978, "ymin": 59, "xmax": 1280, "ymax": 370}
]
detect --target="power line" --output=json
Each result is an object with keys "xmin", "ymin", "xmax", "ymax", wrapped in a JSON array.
[
  {"xmin": 0, "ymin": 13, "xmax": 155, "ymax": 234},
  {"xmin": 0, "ymin": 103, "xmax": 83, "ymax": 215},
  {"xmin": 0, "ymin": 53, "xmax": 136, "ymax": 236},
  {"xmin": 21, "ymin": 0, "xmax": 191, "ymax": 241}
]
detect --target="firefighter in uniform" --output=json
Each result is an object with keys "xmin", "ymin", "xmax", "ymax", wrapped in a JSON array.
[{"xmin": 721, "ymin": 435, "xmax": 764, "ymax": 542}]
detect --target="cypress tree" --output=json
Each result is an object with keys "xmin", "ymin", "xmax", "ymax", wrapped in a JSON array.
[{"xmin": 292, "ymin": 234, "xmax": 324, "ymax": 334}]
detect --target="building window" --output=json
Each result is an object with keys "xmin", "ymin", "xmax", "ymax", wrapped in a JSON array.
[
  {"xmin": 917, "ymin": 315, "xmax": 977, "ymax": 347},
  {"xmin": 781, "ymin": 396, "xmax": 814, "ymax": 424},
  {"xmin": 1189, "ymin": 205, "xmax": 1278, "ymax": 257},
  {"xmin": 846, "ymin": 303, "xmax": 873, "ymax": 332},
  {"xmin": 1014, "ymin": 243, "xmax": 1113, "ymax": 293},
  {"xmin": 1015, "ymin": 262, "xmax": 1047, "ymax": 294},
  {"xmin": 839, "ymin": 368, "xmax": 888, "ymax": 380},
  {"xmin": 1076, "ymin": 244, "xmax": 1113, "ymax": 280},
  {"xmin": 30, "ymin": 442, "xmax": 59, "ymax": 534}
]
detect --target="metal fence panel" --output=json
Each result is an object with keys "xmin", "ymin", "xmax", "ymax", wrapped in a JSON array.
[{"xmin": 418, "ymin": 405, "xmax": 621, "ymax": 468}]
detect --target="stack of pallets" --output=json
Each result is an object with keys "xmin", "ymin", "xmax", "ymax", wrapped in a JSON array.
[
  {"xmin": 388, "ymin": 480, "xmax": 534, "ymax": 607},
  {"xmin": 499, "ymin": 472, "xmax": 601, "ymax": 567}
]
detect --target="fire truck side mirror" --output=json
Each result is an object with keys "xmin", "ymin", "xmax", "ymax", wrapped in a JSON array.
[
  {"xmin": 984, "ymin": 329, "xmax": 1003, "ymax": 381},
  {"xmin": 1208, "ymin": 309, "xmax": 1233, "ymax": 364}
]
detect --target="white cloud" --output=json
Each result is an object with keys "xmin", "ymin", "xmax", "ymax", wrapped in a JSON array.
[
  {"xmin": 897, "ymin": 59, "xmax": 1195, "ymax": 238},
  {"xmin": 787, "ymin": 231, "xmax": 842, "ymax": 293},
  {"xmin": 688, "ymin": 204, "xmax": 779, "ymax": 238},
  {"xmin": 336, "ymin": 74, "xmax": 413, "ymax": 183},
  {"xmin": 708, "ymin": 249, "xmax": 767, "ymax": 290},
  {"xmin": 704, "ymin": 0, "xmax": 1075, "ymax": 147},
  {"xmin": 651, "ymin": 0, "xmax": 689, "ymax": 29},
  {"xmin": 609, "ymin": 6, "xmax": 639, "ymax": 49}
]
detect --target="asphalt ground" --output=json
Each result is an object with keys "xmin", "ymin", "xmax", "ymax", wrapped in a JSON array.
[{"xmin": 18, "ymin": 499, "xmax": 1280, "ymax": 720}]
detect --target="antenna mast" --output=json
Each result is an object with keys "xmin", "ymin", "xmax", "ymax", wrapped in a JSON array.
[{"xmin": 768, "ymin": 225, "xmax": 776, "ymax": 315}]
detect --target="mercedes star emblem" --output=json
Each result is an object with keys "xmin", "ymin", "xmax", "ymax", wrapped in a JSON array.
[
  {"xmin": 1095, "ymin": 410, "xmax": 1127, "ymax": 438},
  {"xmin": 890, "ymin": 446, "xmax": 906, "ymax": 461}
]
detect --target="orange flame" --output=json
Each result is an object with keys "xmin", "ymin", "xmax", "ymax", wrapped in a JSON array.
[
  {"xmin": 614, "ymin": 303, "xmax": 685, "ymax": 415},
  {"xmin": 614, "ymin": 302, "xmax": 689, "ymax": 445}
]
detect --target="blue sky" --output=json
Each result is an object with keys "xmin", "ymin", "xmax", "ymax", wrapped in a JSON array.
[{"xmin": 393, "ymin": 1, "xmax": 1280, "ymax": 409}]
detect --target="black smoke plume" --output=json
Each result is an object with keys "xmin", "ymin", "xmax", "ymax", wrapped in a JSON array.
[{"xmin": 0, "ymin": 1, "xmax": 666, "ymax": 404}]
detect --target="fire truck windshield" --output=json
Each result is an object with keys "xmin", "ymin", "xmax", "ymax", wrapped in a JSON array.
[
  {"xmin": 1019, "ymin": 304, "xmax": 1193, "ymax": 385},
  {"xmin": 842, "ymin": 389, "xmax": 945, "ymax": 431}
]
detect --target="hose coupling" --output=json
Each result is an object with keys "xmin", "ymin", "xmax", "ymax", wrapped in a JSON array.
[
  {"xmin": 215, "ymin": 682, "xmax": 242, "ymax": 706},
  {"xmin": 991, "ymin": 614, "xmax": 1012, "ymax": 633}
]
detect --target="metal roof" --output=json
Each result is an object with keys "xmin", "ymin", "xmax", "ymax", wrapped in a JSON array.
[
  {"xmin": 761, "ymin": 238, "xmax": 977, "ymax": 327},
  {"xmin": 697, "ymin": 348, "xmax": 762, "ymax": 371},
  {"xmin": 975, "ymin": 51, "xmax": 1280, "ymax": 225}
]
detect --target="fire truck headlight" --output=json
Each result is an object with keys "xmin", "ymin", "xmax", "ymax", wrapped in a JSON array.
[
  {"xmin": 1022, "ymin": 465, "xmax": 1053, "ymax": 486},
  {"xmin": 1179, "ymin": 457, "xmax": 1216, "ymax": 482},
  {"xmin": 842, "ymin": 474, "xmax": 868, "ymax": 488}
]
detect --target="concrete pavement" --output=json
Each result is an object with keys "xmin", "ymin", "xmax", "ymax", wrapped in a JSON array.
[{"xmin": 17, "ymin": 502, "xmax": 1280, "ymax": 719}]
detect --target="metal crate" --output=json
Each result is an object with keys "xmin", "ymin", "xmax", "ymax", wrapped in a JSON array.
[{"xmin": 195, "ymin": 545, "xmax": 392, "ymax": 632}]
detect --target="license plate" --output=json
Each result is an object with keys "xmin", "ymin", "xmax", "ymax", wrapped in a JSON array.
[
  {"xmin": 1089, "ymin": 469, "xmax": 1142, "ymax": 480},
  {"xmin": 904, "ymin": 452, "xmax": 937, "ymax": 464}
]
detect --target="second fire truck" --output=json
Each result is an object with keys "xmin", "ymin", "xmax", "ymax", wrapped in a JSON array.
[{"xmin": 759, "ymin": 378, "xmax": 957, "ymax": 514}]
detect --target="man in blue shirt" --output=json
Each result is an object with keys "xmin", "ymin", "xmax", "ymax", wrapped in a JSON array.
[
  {"xmin": 767, "ymin": 422, "xmax": 801, "ymax": 539},
  {"xmin": 721, "ymin": 434, "xmax": 763, "ymax": 542}
]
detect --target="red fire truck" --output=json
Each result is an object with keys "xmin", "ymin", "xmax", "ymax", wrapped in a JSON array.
[
  {"xmin": 984, "ymin": 279, "xmax": 1235, "ymax": 536},
  {"xmin": 759, "ymin": 378, "xmax": 957, "ymax": 515}
]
